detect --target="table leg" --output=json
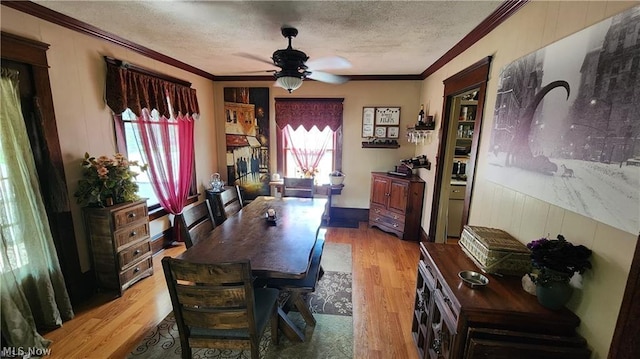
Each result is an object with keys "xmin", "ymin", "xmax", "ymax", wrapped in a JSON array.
[
  {"xmin": 277, "ymin": 307, "xmax": 305, "ymax": 342},
  {"xmin": 291, "ymin": 292, "xmax": 316, "ymax": 326}
]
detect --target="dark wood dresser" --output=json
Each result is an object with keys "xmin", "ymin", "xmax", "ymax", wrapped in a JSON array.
[
  {"xmin": 369, "ymin": 172, "xmax": 425, "ymax": 241},
  {"xmin": 83, "ymin": 200, "xmax": 153, "ymax": 296},
  {"xmin": 412, "ymin": 242, "xmax": 591, "ymax": 359}
]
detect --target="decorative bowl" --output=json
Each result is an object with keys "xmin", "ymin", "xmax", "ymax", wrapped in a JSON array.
[
  {"xmin": 329, "ymin": 172, "xmax": 345, "ymax": 185},
  {"xmin": 458, "ymin": 270, "xmax": 489, "ymax": 289}
]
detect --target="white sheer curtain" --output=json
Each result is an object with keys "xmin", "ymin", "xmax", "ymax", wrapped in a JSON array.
[
  {"xmin": 0, "ymin": 68, "xmax": 73, "ymax": 349},
  {"xmin": 283, "ymin": 125, "xmax": 332, "ymax": 177}
]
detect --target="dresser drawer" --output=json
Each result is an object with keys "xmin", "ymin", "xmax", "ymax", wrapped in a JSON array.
[
  {"xmin": 114, "ymin": 222, "xmax": 149, "ymax": 249},
  {"xmin": 370, "ymin": 204, "xmax": 406, "ymax": 223},
  {"xmin": 369, "ymin": 212, "xmax": 405, "ymax": 231},
  {"xmin": 120, "ymin": 256, "xmax": 152, "ymax": 287},
  {"xmin": 118, "ymin": 240, "xmax": 152, "ymax": 270},
  {"xmin": 113, "ymin": 203, "xmax": 148, "ymax": 229}
]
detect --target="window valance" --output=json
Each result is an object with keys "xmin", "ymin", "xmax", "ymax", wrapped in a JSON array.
[
  {"xmin": 275, "ymin": 98, "xmax": 344, "ymax": 131},
  {"xmin": 105, "ymin": 58, "xmax": 199, "ymax": 118}
]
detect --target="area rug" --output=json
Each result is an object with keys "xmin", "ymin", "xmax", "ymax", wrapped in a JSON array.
[{"xmin": 128, "ymin": 242, "xmax": 352, "ymax": 359}]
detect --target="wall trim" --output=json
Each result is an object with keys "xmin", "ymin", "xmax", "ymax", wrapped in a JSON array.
[{"xmin": 421, "ymin": 0, "xmax": 529, "ymax": 78}]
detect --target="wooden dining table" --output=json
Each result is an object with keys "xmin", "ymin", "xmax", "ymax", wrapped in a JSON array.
[{"xmin": 177, "ymin": 195, "xmax": 328, "ymax": 341}]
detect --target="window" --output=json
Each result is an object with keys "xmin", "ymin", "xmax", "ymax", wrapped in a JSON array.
[
  {"xmin": 275, "ymin": 98, "xmax": 344, "ymax": 183},
  {"xmin": 282, "ymin": 125, "xmax": 336, "ymax": 184},
  {"xmin": 106, "ymin": 57, "xmax": 200, "ymax": 214},
  {"xmin": 120, "ymin": 108, "xmax": 161, "ymax": 207}
]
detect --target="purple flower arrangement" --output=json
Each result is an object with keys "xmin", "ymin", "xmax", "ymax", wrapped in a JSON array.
[{"xmin": 527, "ymin": 234, "xmax": 592, "ymax": 286}]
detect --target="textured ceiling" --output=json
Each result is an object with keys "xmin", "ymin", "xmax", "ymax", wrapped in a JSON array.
[{"xmin": 33, "ymin": 0, "xmax": 503, "ymax": 77}]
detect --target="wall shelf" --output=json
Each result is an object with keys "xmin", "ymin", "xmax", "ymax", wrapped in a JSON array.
[{"xmin": 362, "ymin": 142, "xmax": 400, "ymax": 149}]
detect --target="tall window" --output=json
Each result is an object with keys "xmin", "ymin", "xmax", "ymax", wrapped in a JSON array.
[
  {"xmin": 275, "ymin": 98, "xmax": 344, "ymax": 184},
  {"xmin": 106, "ymin": 57, "xmax": 199, "ymax": 218},
  {"xmin": 120, "ymin": 108, "xmax": 161, "ymax": 207},
  {"xmin": 283, "ymin": 125, "xmax": 336, "ymax": 184}
]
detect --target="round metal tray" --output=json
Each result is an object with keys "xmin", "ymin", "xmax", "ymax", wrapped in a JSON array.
[{"xmin": 458, "ymin": 270, "xmax": 489, "ymax": 289}]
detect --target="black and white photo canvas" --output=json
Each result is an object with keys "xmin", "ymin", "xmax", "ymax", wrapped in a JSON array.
[{"xmin": 486, "ymin": 6, "xmax": 640, "ymax": 235}]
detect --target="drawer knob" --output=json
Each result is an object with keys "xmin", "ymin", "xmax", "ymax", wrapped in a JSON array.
[
  {"xmin": 128, "ymin": 213, "xmax": 137, "ymax": 218},
  {"xmin": 393, "ymin": 215, "xmax": 398, "ymax": 219},
  {"xmin": 134, "ymin": 267, "xmax": 140, "ymax": 273},
  {"xmin": 134, "ymin": 249, "xmax": 141, "ymax": 255},
  {"xmin": 393, "ymin": 223, "xmax": 399, "ymax": 228},
  {"xmin": 130, "ymin": 231, "xmax": 137, "ymax": 237},
  {"xmin": 375, "ymin": 209, "xmax": 381, "ymax": 213}
]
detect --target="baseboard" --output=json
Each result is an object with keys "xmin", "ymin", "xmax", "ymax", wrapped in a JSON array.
[
  {"xmin": 330, "ymin": 207, "xmax": 369, "ymax": 222},
  {"xmin": 151, "ymin": 228, "xmax": 174, "ymax": 254}
]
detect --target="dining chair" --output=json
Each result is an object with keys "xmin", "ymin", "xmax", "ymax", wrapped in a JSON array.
[
  {"xmin": 179, "ymin": 201, "xmax": 215, "ymax": 249},
  {"xmin": 222, "ymin": 185, "xmax": 244, "ymax": 216},
  {"xmin": 282, "ymin": 177, "xmax": 314, "ymax": 198},
  {"xmin": 162, "ymin": 257, "xmax": 279, "ymax": 359},
  {"xmin": 265, "ymin": 228, "xmax": 326, "ymax": 326}
]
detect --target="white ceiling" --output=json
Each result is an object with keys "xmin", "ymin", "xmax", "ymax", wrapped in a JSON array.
[{"xmin": 33, "ymin": 0, "xmax": 503, "ymax": 77}]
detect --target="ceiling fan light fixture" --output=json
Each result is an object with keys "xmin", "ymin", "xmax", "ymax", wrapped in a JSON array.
[{"xmin": 276, "ymin": 76, "xmax": 303, "ymax": 93}]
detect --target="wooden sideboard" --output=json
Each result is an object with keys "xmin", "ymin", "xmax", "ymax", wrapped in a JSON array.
[
  {"xmin": 83, "ymin": 200, "xmax": 153, "ymax": 296},
  {"xmin": 412, "ymin": 243, "xmax": 591, "ymax": 359},
  {"xmin": 369, "ymin": 172, "xmax": 425, "ymax": 241}
]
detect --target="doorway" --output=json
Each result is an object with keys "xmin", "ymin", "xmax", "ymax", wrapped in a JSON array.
[{"xmin": 429, "ymin": 57, "xmax": 491, "ymax": 243}]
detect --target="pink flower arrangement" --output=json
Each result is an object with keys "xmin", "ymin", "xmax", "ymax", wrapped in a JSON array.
[{"xmin": 74, "ymin": 152, "xmax": 146, "ymax": 207}]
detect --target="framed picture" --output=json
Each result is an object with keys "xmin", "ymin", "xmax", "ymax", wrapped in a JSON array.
[
  {"xmin": 362, "ymin": 107, "xmax": 375, "ymax": 137},
  {"xmin": 375, "ymin": 107, "xmax": 400, "ymax": 125},
  {"xmin": 362, "ymin": 124, "xmax": 374, "ymax": 137},
  {"xmin": 387, "ymin": 126, "xmax": 399, "ymax": 138},
  {"xmin": 375, "ymin": 126, "xmax": 387, "ymax": 138}
]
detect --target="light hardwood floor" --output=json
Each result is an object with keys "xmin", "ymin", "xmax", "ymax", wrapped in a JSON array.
[{"xmin": 43, "ymin": 223, "xmax": 421, "ymax": 359}]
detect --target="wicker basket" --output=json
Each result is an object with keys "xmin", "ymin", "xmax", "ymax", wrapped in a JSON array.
[{"xmin": 459, "ymin": 225, "xmax": 531, "ymax": 276}]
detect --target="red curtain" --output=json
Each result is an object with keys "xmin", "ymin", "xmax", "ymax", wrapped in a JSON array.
[
  {"xmin": 275, "ymin": 98, "xmax": 344, "ymax": 131},
  {"xmin": 133, "ymin": 108, "xmax": 195, "ymax": 215},
  {"xmin": 105, "ymin": 59, "xmax": 199, "ymax": 242}
]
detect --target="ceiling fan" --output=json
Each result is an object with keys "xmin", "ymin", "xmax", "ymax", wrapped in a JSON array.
[{"xmin": 238, "ymin": 26, "xmax": 351, "ymax": 93}]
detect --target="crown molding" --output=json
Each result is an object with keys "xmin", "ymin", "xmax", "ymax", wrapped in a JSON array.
[
  {"xmin": 421, "ymin": 0, "xmax": 529, "ymax": 78},
  {"xmin": 4, "ymin": 0, "xmax": 528, "ymax": 82},
  {"xmin": 2, "ymin": 1, "xmax": 216, "ymax": 80}
]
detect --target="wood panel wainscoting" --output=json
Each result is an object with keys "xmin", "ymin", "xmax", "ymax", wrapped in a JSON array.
[{"xmin": 42, "ymin": 223, "xmax": 422, "ymax": 359}]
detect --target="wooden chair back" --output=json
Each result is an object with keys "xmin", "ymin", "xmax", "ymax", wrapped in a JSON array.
[
  {"xmin": 179, "ymin": 201, "xmax": 215, "ymax": 249},
  {"xmin": 283, "ymin": 177, "xmax": 314, "ymax": 198},
  {"xmin": 220, "ymin": 185, "xmax": 243, "ymax": 219},
  {"xmin": 162, "ymin": 257, "xmax": 279, "ymax": 359}
]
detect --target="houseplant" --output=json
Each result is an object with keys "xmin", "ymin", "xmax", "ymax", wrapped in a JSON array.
[
  {"xmin": 527, "ymin": 234, "xmax": 592, "ymax": 309},
  {"xmin": 74, "ymin": 152, "xmax": 146, "ymax": 207}
]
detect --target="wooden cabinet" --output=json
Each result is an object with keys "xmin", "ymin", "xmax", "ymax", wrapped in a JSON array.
[
  {"xmin": 83, "ymin": 200, "xmax": 153, "ymax": 296},
  {"xmin": 447, "ymin": 184, "xmax": 466, "ymax": 238},
  {"xmin": 411, "ymin": 243, "xmax": 591, "ymax": 359},
  {"xmin": 369, "ymin": 172, "xmax": 425, "ymax": 241}
]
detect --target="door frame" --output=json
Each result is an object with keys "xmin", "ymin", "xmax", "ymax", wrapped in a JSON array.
[
  {"xmin": 429, "ymin": 57, "xmax": 491, "ymax": 242},
  {"xmin": 1, "ymin": 32, "xmax": 91, "ymax": 304}
]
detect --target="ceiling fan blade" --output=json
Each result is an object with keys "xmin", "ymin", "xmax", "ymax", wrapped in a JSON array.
[
  {"xmin": 306, "ymin": 56, "xmax": 352, "ymax": 71},
  {"xmin": 234, "ymin": 52, "xmax": 276, "ymax": 67},
  {"xmin": 307, "ymin": 71, "xmax": 349, "ymax": 84},
  {"xmin": 228, "ymin": 69, "xmax": 276, "ymax": 74}
]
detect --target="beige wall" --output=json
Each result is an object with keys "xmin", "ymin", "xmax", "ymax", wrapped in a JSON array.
[
  {"xmin": 1, "ymin": 6, "xmax": 219, "ymax": 272},
  {"xmin": 419, "ymin": 1, "xmax": 640, "ymax": 358},
  {"xmin": 213, "ymin": 80, "xmax": 422, "ymax": 209}
]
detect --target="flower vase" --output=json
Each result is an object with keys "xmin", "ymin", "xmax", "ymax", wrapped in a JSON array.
[
  {"xmin": 536, "ymin": 279, "xmax": 573, "ymax": 310},
  {"xmin": 104, "ymin": 197, "xmax": 114, "ymax": 207}
]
